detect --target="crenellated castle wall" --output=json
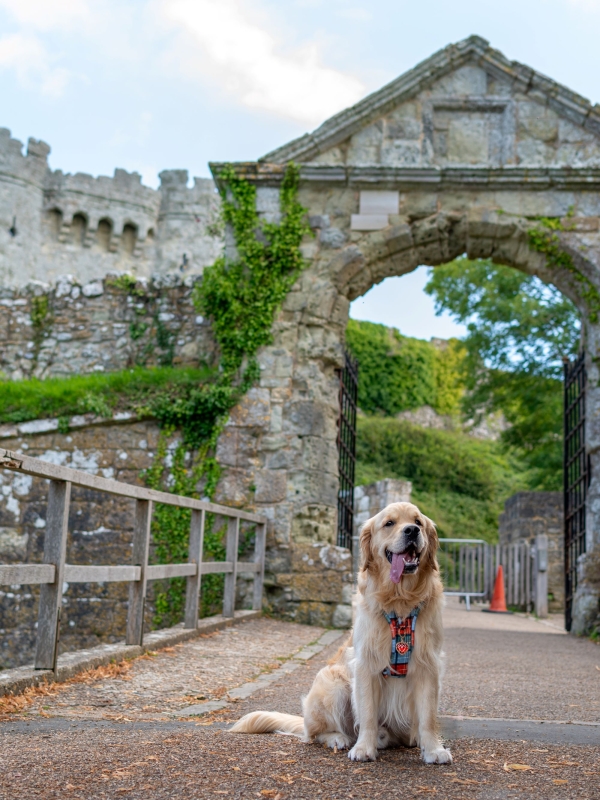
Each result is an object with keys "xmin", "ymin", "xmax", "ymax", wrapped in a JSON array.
[{"xmin": 0, "ymin": 129, "xmax": 223, "ymax": 288}]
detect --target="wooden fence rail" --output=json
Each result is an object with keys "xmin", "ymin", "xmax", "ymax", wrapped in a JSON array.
[
  {"xmin": 0, "ymin": 448, "xmax": 267, "ymax": 670},
  {"xmin": 438, "ymin": 536, "xmax": 548, "ymax": 616}
]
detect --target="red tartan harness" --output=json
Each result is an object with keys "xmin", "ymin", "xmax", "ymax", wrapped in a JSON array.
[{"xmin": 382, "ymin": 607, "xmax": 420, "ymax": 677}]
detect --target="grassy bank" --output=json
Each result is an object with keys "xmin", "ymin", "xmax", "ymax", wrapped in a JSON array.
[
  {"xmin": 0, "ymin": 366, "xmax": 214, "ymax": 424},
  {"xmin": 356, "ymin": 416, "xmax": 528, "ymax": 542}
]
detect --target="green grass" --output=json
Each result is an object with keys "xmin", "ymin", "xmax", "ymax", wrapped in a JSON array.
[
  {"xmin": 355, "ymin": 416, "xmax": 528, "ymax": 543},
  {"xmin": 0, "ymin": 366, "xmax": 216, "ymax": 424}
]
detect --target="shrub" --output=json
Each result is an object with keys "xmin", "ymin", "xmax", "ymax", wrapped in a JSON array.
[
  {"xmin": 345, "ymin": 319, "xmax": 465, "ymax": 417},
  {"xmin": 355, "ymin": 416, "xmax": 527, "ymax": 542}
]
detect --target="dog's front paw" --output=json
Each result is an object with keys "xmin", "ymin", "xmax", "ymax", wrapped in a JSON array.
[
  {"xmin": 422, "ymin": 746, "xmax": 452, "ymax": 765},
  {"xmin": 348, "ymin": 742, "xmax": 378, "ymax": 762},
  {"xmin": 317, "ymin": 732, "xmax": 352, "ymax": 750}
]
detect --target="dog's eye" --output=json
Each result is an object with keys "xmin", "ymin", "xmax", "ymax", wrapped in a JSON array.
[
  {"xmin": 384, "ymin": 520, "xmax": 395, "ymax": 527},
  {"xmin": 415, "ymin": 519, "xmax": 422, "ymax": 526}
]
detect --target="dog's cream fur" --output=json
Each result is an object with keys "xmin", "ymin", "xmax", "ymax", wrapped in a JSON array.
[{"xmin": 230, "ymin": 502, "xmax": 451, "ymax": 764}]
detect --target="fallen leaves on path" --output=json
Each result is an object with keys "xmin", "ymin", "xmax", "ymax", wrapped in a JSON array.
[
  {"xmin": 553, "ymin": 780, "xmax": 569, "ymax": 785},
  {"xmin": 503, "ymin": 763, "xmax": 533, "ymax": 772},
  {"xmin": 0, "ymin": 683, "xmax": 57, "ymax": 715},
  {"xmin": 0, "ymin": 660, "xmax": 135, "ymax": 717}
]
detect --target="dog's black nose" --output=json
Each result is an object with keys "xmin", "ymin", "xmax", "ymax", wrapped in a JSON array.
[{"xmin": 404, "ymin": 524, "xmax": 420, "ymax": 539}]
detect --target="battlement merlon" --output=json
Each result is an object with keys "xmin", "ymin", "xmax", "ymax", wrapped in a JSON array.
[
  {"xmin": 158, "ymin": 170, "xmax": 219, "ymax": 218},
  {"xmin": 0, "ymin": 129, "xmax": 51, "ymax": 185}
]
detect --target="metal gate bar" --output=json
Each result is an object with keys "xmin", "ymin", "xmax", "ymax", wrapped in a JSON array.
[
  {"xmin": 337, "ymin": 350, "xmax": 359, "ymax": 550},
  {"xmin": 564, "ymin": 353, "xmax": 588, "ymax": 632}
]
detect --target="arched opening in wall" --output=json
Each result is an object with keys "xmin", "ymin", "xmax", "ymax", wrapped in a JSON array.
[
  {"xmin": 70, "ymin": 213, "xmax": 88, "ymax": 247},
  {"xmin": 96, "ymin": 218, "xmax": 113, "ymax": 251},
  {"xmin": 343, "ymin": 250, "xmax": 582, "ymax": 625},
  {"xmin": 121, "ymin": 223, "xmax": 138, "ymax": 256},
  {"xmin": 44, "ymin": 208, "xmax": 63, "ymax": 241}
]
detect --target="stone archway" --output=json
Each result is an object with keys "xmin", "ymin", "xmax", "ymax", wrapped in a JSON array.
[{"xmin": 213, "ymin": 35, "xmax": 600, "ymax": 634}]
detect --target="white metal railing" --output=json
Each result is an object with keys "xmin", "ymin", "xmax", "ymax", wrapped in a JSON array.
[
  {"xmin": 0, "ymin": 448, "xmax": 267, "ymax": 671},
  {"xmin": 438, "ymin": 536, "xmax": 549, "ymax": 615}
]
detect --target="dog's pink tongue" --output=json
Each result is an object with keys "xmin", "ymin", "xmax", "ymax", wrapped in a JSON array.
[{"xmin": 390, "ymin": 553, "xmax": 406, "ymax": 584}]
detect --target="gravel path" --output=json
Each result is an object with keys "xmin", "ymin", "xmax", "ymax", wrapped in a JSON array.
[
  {"xmin": 1, "ymin": 605, "xmax": 599, "ymax": 799},
  {"xmin": 1, "ymin": 638, "xmax": 598, "ymax": 800},
  {"xmin": 0, "ymin": 618, "xmax": 325, "ymax": 723}
]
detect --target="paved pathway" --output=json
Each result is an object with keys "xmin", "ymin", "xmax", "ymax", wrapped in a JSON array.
[
  {"xmin": 441, "ymin": 598, "xmax": 600, "ymax": 723},
  {"xmin": 1, "ymin": 604, "xmax": 599, "ymax": 799}
]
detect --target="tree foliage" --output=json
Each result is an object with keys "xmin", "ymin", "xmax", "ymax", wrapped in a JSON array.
[
  {"xmin": 425, "ymin": 257, "xmax": 581, "ymax": 489},
  {"xmin": 345, "ymin": 319, "xmax": 466, "ymax": 417},
  {"xmin": 356, "ymin": 416, "xmax": 526, "ymax": 542}
]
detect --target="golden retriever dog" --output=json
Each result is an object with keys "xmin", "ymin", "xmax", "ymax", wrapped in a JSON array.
[{"xmin": 230, "ymin": 502, "xmax": 451, "ymax": 764}]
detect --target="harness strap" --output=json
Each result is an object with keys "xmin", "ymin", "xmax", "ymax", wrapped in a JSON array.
[{"xmin": 382, "ymin": 606, "xmax": 420, "ymax": 678}]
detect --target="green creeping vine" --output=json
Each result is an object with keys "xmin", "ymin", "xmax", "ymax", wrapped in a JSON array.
[
  {"xmin": 194, "ymin": 163, "xmax": 310, "ymax": 378},
  {"xmin": 29, "ymin": 295, "xmax": 52, "ymax": 372},
  {"xmin": 527, "ymin": 218, "xmax": 600, "ymax": 324},
  {"xmin": 148, "ymin": 162, "xmax": 310, "ymax": 625}
]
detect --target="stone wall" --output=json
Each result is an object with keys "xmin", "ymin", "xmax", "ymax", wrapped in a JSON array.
[
  {"xmin": 0, "ymin": 273, "xmax": 216, "ymax": 380},
  {"xmin": 499, "ymin": 492, "xmax": 564, "ymax": 612},
  {"xmin": 0, "ymin": 129, "xmax": 222, "ymax": 288},
  {"xmin": 0, "ymin": 406, "xmax": 354, "ymax": 668}
]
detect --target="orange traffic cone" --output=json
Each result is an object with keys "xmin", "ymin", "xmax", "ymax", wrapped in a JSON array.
[{"xmin": 482, "ymin": 565, "xmax": 512, "ymax": 614}]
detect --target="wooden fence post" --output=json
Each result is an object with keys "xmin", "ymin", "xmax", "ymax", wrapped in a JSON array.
[
  {"xmin": 535, "ymin": 533, "xmax": 548, "ymax": 619},
  {"xmin": 126, "ymin": 499, "xmax": 152, "ymax": 646},
  {"xmin": 35, "ymin": 479, "xmax": 71, "ymax": 671},
  {"xmin": 184, "ymin": 509, "xmax": 205, "ymax": 629},
  {"xmin": 253, "ymin": 522, "xmax": 267, "ymax": 611},
  {"xmin": 223, "ymin": 516, "xmax": 239, "ymax": 618}
]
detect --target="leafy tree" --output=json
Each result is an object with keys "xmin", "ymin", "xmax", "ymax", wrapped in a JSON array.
[{"xmin": 425, "ymin": 257, "xmax": 581, "ymax": 489}]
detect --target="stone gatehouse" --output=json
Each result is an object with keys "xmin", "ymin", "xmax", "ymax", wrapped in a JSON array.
[{"xmin": 2, "ymin": 35, "xmax": 600, "ymax": 651}]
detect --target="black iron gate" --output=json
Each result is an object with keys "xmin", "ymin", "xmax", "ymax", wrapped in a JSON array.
[
  {"xmin": 564, "ymin": 352, "xmax": 588, "ymax": 632},
  {"xmin": 337, "ymin": 350, "xmax": 359, "ymax": 550}
]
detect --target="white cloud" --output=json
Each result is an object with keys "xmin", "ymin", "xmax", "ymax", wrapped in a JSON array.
[
  {"xmin": 0, "ymin": 33, "xmax": 70, "ymax": 96},
  {"xmin": 565, "ymin": 0, "xmax": 600, "ymax": 9},
  {"xmin": 159, "ymin": 0, "xmax": 365, "ymax": 125},
  {"xmin": 0, "ymin": 0, "xmax": 92, "ymax": 31}
]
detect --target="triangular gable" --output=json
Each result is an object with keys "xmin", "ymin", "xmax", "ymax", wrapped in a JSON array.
[{"xmin": 261, "ymin": 35, "xmax": 600, "ymax": 165}]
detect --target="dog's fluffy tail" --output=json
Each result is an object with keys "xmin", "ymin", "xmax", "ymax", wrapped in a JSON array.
[{"xmin": 229, "ymin": 711, "xmax": 304, "ymax": 737}]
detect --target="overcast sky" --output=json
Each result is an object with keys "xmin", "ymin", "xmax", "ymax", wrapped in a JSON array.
[{"xmin": 1, "ymin": 0, "xmax": 597, "ymax": 339}]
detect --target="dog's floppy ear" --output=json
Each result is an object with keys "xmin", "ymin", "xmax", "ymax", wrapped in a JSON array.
[
  {"xmin": 359, "ymin": 517, "xmax": 375, "ymax": 572},
  {"xmin": 423, "ymin": 515, "xmax": 439, "ymax": 568}
]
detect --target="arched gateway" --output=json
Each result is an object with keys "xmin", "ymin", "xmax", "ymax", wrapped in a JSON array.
[{"xmin": 212, "ymin": 36, "xmax": 600, "ymax": 634}]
